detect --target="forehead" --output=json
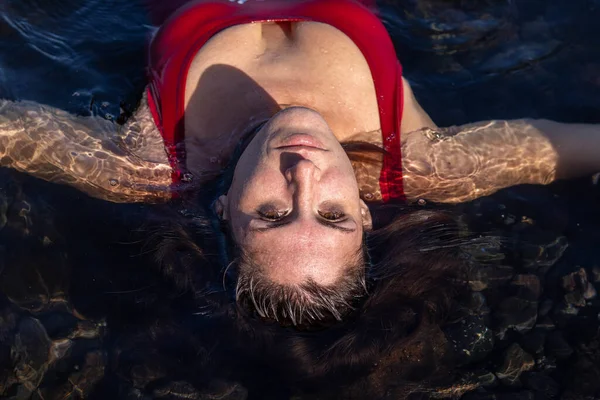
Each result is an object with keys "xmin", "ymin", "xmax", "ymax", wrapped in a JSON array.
[{"xmin": 243, "ymin": 228, "xmax": 362, "ymax": 285}]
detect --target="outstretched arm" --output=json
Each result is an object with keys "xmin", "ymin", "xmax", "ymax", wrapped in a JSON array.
[
  {"xmin": 401, "ymin": 119, "xmax": 600, "ymax": 203},
  {"xmin": 0, "ymin": 94, "xmax": 172, "ymax": 203},
  {"xmin": 399, "ymin": 77, "xmax": 600, "ymax": 203}
]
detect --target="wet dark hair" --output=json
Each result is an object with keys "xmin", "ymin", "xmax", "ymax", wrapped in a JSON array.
[
  {"xmin": 205, "ymin": 134, "xmax": 470, "ymax": 389},
  {"xmin": 234, "ymin": 247, "xmax": 367, "ymax": 328},
  {"xmin": 101, "ymin": 120, "xmax": 477, "ymax": 398},
  {"xmin": 138, "ymin": 203, "xmax": 470, "ymax": 397}
]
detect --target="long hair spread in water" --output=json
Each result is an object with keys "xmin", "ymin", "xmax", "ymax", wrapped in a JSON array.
[{"xmin": 129, "ymin": 196, "xmax": 476, "ymax": 398}]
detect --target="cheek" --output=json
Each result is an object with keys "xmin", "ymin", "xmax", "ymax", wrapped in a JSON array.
[
  {"xmin": 323, "ymin": 166, "xmax": 360, "ymax": 194},
  {"xmin": 234, "ymin": 167, "xmax": 285, "ymax": 208}
]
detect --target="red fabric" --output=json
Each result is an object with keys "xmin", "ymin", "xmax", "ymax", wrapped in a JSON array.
[{"xmin": 146, "ymin": 0, "xmax": 405, "ymax": 202}]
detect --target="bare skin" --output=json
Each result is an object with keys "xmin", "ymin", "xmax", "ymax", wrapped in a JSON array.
[
  {"xmin": 182, "ymin": 22, "xmax": 384, "ymax": 179},
  {"xmin": 215, "ymin": 106, "xmax": 372, "ymax": 285},
  {"xmin": 0, "ymin": 93, "xmax": 171, "ymax": 202},
  {"xmin": 0, "ymin": 23, "xmax": 598, "ymax": 204},
  {"xmin": 1, "ymin": 20, "xmax": 598, "ymax": 287}
]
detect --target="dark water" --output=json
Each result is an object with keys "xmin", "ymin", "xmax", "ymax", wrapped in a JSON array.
[
  {"xmin": 1, "ymin": 0, "xmax": 600, "ymax": 399},
  {"xmin": 0, "ymin": 0, "xmax": 149, "ymax": 118}
]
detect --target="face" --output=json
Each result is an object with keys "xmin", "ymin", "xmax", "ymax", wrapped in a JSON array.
[{"xmin": 216, "ymin": 107, "xmax": 371, "ymax": 286}]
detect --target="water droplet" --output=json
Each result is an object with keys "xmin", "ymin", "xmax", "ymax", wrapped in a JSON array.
[{"xmin": 109, "ymin": 179, "xmax": 118, "ymax": 187}]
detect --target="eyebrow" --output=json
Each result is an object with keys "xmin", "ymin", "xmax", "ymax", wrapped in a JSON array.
[{"xmin": 249, "ymin": 218, "xmax": 357, "ymax": 234}]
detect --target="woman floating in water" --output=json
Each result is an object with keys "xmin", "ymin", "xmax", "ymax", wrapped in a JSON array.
[{"xmin": 0, "ymin": 0, "xmax": 598, "ymax": 328}]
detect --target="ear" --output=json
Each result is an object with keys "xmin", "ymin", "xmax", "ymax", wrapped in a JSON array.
[
  {"xmin": 214, "ymin": 195, "xmax": 230, "ymax": 221},
  {"xmin": 359, "ymin": 200, "xmax": 372, "ymax": 231}
]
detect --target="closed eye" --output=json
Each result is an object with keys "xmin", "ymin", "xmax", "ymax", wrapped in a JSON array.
[
  {"xmin": 249, "ymin": 218, "xmax": 356, "ymax": 233},
  {"xmin": 257, "ymin": 207, "xmax": 290, "ymax": 221},
  {"xmin": 318, "ymin": 210, "xmax": 346, "ymax": 222}
]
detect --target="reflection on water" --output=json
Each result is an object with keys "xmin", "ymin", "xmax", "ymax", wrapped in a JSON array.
[{"xmin": 1, "ymin": 0, "xmax": 600, "ymax": 399}]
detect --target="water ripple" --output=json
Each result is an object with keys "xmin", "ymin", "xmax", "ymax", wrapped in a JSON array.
[{"xmin": 1, "ymin": 13, "xmax": 77, "ymax": 65}]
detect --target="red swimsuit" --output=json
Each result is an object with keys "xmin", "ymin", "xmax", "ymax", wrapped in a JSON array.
[{"xmin": 146, "ymin": 0, "xmax": 406, "ymax": 202}]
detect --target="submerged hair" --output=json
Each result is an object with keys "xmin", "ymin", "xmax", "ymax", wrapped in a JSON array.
[{"xmin": 140, "ymin": 202, "xmax": 473, "ymax": 397}]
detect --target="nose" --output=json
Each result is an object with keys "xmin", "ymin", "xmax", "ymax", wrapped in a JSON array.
[
  {"xmin": 285, "ymin": 159, "xmax": 319, "ymax": 184},
  {"xmin": 285, "ymin": 159, "xmax": 320, "ymax": 212}
]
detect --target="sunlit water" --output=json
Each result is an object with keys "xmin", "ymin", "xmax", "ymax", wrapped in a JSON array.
[{"xmin": 0, "ymin": 0, "xmax": 599, "ymax": 399}]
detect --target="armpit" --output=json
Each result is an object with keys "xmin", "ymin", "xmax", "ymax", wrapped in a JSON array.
[
  {"xmin": 400, "ymin": 77, "xmax": 437, "ymax": 134},
  {"xmin": 118, "ymin": 91, "xmax": 169, "ymax": 165}
]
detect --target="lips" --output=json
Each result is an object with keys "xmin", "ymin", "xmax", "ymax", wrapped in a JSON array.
[{"xmin": 276, "ymin": 133, "xmax": 326, "ymax": 150}]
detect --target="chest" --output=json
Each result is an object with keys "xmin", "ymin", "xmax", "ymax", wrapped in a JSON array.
[
  {"xmin": 184, "ymin": 21, "xmax": 381, "ymax": 145},
  {"xmin": 181, "ymin": 21, "xmax": 384, "ymax": 201}
]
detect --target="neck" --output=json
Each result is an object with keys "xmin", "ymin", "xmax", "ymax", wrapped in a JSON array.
[{"xmin": 181, "ymin": 21, "xmax": 381, "ymax": 182}]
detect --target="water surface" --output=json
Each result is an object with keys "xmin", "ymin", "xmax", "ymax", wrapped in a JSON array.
[{"xmin": 0, "ymin": 0, "xmax": 599, "ymax": 398}]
